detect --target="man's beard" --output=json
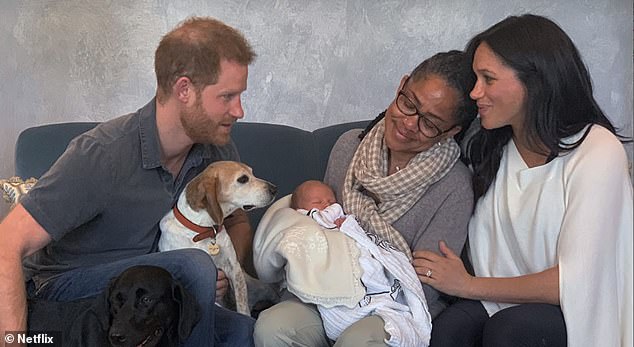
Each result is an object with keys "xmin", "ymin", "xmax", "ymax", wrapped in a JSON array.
[{"xmin": 180, "ymin": 98, "xmax": 230, "ymax": 145}]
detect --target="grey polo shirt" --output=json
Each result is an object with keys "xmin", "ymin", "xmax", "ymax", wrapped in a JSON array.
[{"xmin": 21, "ymin": 99, "xmax": 239, "ymax": 286}]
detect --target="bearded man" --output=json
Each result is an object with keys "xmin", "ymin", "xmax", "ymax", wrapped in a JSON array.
[{"xmin": 0, "ymin": 17, "xmax": 257, "ymax": 347}]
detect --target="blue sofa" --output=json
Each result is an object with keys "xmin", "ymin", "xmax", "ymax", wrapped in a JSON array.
[{"xmin": 14, "ymin": 120, "xmax": 370, "ymax": 227}]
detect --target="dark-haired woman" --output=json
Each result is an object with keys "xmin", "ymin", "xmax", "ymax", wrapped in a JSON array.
[
  {"xmin": 255, "ymin": 50, "xmax": 478, "ymax": 346},
  {"xmin": 415, "ymin": 14, "xmax": 632, "ymax": 347}
]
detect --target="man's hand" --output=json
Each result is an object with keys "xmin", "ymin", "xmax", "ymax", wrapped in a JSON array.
[{"xmin": 215, "ymin": 269, "xmax": 229, "ymax": 302}]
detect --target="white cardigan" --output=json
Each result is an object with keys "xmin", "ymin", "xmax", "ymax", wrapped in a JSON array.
[{"xmin": 469, "ymin": 125, "xmax": 633, "ymax": 347}]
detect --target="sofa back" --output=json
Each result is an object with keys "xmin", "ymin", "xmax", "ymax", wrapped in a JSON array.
[
  {"xmin": 233, "ymin": 121, "xmax": 368, "ymax": 225},
  {"xmin": 15, "ymin": 120, "xmax": 369, "ymax": 227},
  {"xmin": 15, "ymin": 122, "xmax": 100, "ymax": 180}
]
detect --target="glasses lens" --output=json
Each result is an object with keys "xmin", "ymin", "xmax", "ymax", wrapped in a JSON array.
[
  {"xmin": 396, "ymin": 93, "xmax": 416, "ymax": 115},
  {"xmin": 418, "ymin": 117, "xmax": 441, "ymax": 138},
  {"xmin": 398, "ymin": 91, "xmax": 442, "ymax": 138}
]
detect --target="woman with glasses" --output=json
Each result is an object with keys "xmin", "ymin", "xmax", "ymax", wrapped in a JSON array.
[
  {"xmin": 415, "ymin": 14, "xmax": 632, "ymax": 347},
  {"xmin": 254, "ymin": 50, "xmax": 478, "ymax": 347}
]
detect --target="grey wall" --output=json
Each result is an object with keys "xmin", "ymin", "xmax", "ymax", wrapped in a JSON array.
[{"xmin": 1, "ymin": 0, "xmax": 632, "ymax": 218}]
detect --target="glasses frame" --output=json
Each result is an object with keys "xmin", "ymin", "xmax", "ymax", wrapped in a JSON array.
[{"xmin": 395, "ymin": 77, "xmax": 457, "ymax": 138}]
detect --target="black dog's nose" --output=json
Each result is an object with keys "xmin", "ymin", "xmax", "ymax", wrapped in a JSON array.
[
  {"xmin": 109, "ymin": 332, "xmax": 127, "ymax": 344},
  {"xmin": 269, "ymin": 183, "xmax": 278, "ymax": 196}
]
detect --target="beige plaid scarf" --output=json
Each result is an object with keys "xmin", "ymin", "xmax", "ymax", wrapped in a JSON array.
[{"xmin": 342, "ymin": 118, "xmax": 460, "ymax": 260}]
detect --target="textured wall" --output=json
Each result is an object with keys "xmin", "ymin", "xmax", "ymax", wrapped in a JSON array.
[{"xmin": 1, "ymin": 0, "xmax": 632, "ymax": 217}]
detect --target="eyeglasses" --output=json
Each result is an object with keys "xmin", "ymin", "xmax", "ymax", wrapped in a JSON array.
[{"xmin": 395, "ymin": 80, "xmax": 457, "ymax": 138}]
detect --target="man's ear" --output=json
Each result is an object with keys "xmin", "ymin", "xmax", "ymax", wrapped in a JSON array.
[{"xmin": 174, "ymin": 76, "xmax": 194, "ymax": 103}]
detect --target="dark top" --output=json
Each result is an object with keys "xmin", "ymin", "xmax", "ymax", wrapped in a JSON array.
[{"xmin": 21, "ymin": 99, "xmax": 239, "ymax": 286}]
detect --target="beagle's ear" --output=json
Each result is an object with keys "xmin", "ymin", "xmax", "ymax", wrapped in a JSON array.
[
  {"xmin": 185, "ymin": 174, "xmax": 206, "ymax": 211},
  {"xmin": 203, "ymin": 177, "xmax": 224, "ymax": 225}
]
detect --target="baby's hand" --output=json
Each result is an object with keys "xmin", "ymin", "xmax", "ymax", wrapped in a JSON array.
[{"xmin": 335, "ymin": 217, "xmax": 346, "ymax": 228}]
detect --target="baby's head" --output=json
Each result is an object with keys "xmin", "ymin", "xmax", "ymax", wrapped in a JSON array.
[{"xmin": 290, "ymin": 180, "xmax": 337, "ymax": 211}]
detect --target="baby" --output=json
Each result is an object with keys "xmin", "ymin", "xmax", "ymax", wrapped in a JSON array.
[
  {"xmin": 287, "ymin": 180, "xmax": 431, "ymax": 346},
  {"xmin": 290, "ymin": 180, "xmax": 346, "ymax": 229},
  {"xmin": 256, "ymin": 180, "xmax": 431, "ymax": 346}
]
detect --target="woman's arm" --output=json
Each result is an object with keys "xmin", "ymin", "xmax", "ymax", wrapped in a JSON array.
[
  {"xmin": 413, "ymin": 241, "xmax": 560, "ymax": 305},
  {"xmin": 406, "ymin": 162, "xmax": 473, "ymax": 317}
]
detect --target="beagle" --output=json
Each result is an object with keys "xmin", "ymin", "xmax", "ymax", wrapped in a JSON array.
[{"xmin": 158, "ymin": 161, "xmax": 277, "ymax": 315}]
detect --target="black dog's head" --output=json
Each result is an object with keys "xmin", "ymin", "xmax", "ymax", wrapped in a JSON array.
[{"xmin": 106, "ymin": 265, "xmax": 200, "ymax": 347}]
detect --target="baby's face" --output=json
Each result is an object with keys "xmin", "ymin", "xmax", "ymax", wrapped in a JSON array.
[{"xmin": 298, "ymin": 183, "xmax": 337, "ymax": 211}]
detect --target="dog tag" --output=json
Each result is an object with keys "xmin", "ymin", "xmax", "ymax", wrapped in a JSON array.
[{"xmin": 208, "ymin": 242, "xmax": 220, "ymax": 255}]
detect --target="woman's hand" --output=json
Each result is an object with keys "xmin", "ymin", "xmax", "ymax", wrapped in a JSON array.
[
  {"xmin": 215, "ymin": 269, "xmax": 229, "ymax": 302},
  {"xmin": 412, "ymin": 240, "xmax": 473, "ymax": 297}
]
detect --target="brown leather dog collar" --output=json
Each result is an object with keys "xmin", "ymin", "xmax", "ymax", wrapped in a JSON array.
[{"xmin": 172, "ymin": 205, "xmax": 219, "ymax": 242}]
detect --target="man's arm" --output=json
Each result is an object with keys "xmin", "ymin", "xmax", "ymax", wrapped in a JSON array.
[
  {"xmin": 223, "ymin": 209, "xmax": 255, "ymax": 276},
  {"xmin": 0, "ymin": 204, "xmax": 51, "ymax": 342}
]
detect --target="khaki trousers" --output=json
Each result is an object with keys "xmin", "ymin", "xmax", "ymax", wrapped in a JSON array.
[{"xmin": 254, "ymin": 298, "xmax": 388, "ymax": 347}]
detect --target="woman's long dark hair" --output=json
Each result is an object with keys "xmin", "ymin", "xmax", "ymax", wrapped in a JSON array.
[
  {"xmin": 465, "ymin": 14, "xmax": 624, "ymax": 200},
  {"xmin": 360, "ymin": 50, "xmax": 478, "ymax": 147}
]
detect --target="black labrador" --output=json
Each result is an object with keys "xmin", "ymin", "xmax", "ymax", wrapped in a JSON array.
[{"xmin": 28, "ymin": 265, "xmax": 200, "ymax": 347}]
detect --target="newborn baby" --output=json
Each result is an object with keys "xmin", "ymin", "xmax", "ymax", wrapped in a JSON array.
[{"xmin": 291, "ymin": 180, "xmax": 346, "ymax": 229}]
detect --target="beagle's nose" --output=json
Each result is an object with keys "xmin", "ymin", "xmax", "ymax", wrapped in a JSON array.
[{"xmin": 268, "ymin": 183, "xmax": 278, "ymax": 196}]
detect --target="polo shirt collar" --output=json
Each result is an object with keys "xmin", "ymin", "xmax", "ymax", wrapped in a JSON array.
[
  {"xmin": 138, "ymin": 98, "xmax": 213, "ymax": 170},
  {"xmin": 137, "ymin": 99, "xmax": 162, "ymax": 169}
]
